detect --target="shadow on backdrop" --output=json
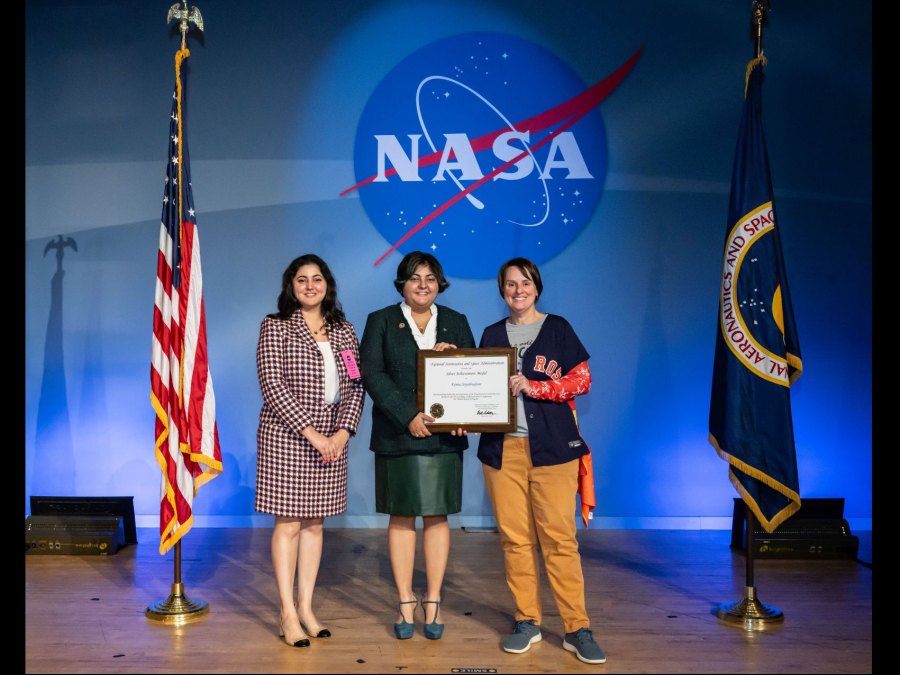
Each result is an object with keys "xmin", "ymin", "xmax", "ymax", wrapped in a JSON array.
[
  {"xmin": 205, "ymin": 452, "xmax": 255, "ymax": 515},
  {"xmin": 33, "ymin": 235, "xmax": 78, "ymax": 496}
]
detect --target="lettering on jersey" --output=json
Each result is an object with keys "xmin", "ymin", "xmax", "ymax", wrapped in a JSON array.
[{"xmin": 532, "ymin": 355, "xmax": 562, "ymax": 380}]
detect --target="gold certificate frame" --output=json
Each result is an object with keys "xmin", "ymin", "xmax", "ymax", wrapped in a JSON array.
[{"xmin": 416, "ymin": 347, "xmax": 517, "ymax": 433}]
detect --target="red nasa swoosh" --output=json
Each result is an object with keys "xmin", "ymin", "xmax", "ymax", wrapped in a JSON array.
[{"xmin": 340, "ymin": 47, "xmax": 643, "ymax": 267}]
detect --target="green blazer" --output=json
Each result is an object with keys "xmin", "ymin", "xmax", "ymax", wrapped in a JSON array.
[{"xmin": 360, "ymin": 303, "xmax": 476, "ymax": 455}]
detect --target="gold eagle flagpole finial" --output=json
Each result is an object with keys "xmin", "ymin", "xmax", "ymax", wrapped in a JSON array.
[
  {"xmin": 146, "ymin": 0, "xmax": 211, "ymax": 626},
  {"xmin": 167, "ymin": 0, "xmax": 204, "ymax": 51}
]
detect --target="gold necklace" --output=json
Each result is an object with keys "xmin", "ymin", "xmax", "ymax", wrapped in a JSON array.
[{"xmin": 304, "ymin": 317, "xmax": 326, "ymax": 335}]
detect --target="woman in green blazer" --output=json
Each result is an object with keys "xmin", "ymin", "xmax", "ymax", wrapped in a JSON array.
[{"xmin": 360, "ymin": 251, "xmax": 475, "ymax": 640}]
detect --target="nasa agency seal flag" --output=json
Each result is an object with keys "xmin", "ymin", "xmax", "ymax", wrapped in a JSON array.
[{"xmin": 708, "ymin": 57, "xmax": 802, "ymax": 534}]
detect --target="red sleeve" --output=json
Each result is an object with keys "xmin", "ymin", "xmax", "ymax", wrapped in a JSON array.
[{"xmin": 526, "ymin": 361, "xmax": 591, "ymax": 402}]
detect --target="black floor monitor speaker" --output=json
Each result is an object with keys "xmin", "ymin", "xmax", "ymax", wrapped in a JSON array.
[
  {"xmin": 26, "ymin": 515, "xmax": 126, "ymax": 555},
  {"xmin": 729, "ymin": 497, "xmax": 859, "ymax": 559},
  {"xmin": 29, "ymin": 496, "xmax": 137, "ymax": 544}
]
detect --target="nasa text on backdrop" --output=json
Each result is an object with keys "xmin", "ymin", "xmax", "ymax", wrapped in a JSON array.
[{"xmin": 345, "ymin": 33, "xmax": 641, "ymax": 278}]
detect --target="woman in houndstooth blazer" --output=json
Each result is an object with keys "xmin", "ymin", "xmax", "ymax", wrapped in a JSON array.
[{"xmin": 255, "ymin": 254, "xmax": 364, "ymax": 648}]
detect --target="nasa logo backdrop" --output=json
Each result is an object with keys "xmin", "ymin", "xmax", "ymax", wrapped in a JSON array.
[{"xmin": 351, "ymin": 32, "xmax": 609, "ymax": 278}]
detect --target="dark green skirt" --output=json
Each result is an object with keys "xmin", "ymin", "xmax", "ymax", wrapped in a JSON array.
[{"xmin": 375, "ymin": 451, "xmax": 463, "ymax": 516}]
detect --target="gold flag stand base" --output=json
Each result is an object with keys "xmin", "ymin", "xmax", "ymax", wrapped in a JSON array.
[
  {"xmin": 716, "ymin": 585, "xmax": 783, "ymax": 630},
  {"xmin": 146, "ymin": 583, "xmax": 210, "ymax": 624}
]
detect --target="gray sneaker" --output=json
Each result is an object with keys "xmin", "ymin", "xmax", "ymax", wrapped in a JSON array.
[
  {"xmin": 563, "ymin": 628, "xmax": 607, "ymax": 664},
  {"xmin": 503, "ymin": 619, "xmax": 542, "ymax": 653}
]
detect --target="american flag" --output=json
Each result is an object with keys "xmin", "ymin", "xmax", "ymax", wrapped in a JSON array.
[{"xmin": 151, "ymin": 49, "xmax": 222, "ymax": 555}]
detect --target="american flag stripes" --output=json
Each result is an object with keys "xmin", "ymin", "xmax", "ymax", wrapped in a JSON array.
[{"xmin": 151, "ymin": 49, "xmax": 222, "ymax": 555}]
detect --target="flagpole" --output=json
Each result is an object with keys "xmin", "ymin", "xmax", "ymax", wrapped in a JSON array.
[
  {"xmin": 147, "ymin": 539, "xmax": 210, "ymax": 623},
  {"xmin": 147, "ymin": 1, "xmax": 209, "ymax": 625},
  {"xmin": 753, "ymin": 0, "xmax": 765, "ymax": 59},
  {"xmin": 745, "ymin": 507, "xmax": 755, "ymax": 589},
  {"xmin": 175, "ymin": 538, "xmax": 182, "ymax": 586},
  {"xmin": 716, "ymin": 2, "xmax": 785, "ymax": 630},
  {"xmin": 717, "ymin": 502, "xmax": 783, "ymax": 629}
]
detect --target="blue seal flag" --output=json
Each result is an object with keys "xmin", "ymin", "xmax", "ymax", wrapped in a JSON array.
[{"xmin": 708, "ymin": 57, "xmax": 803, "ymax": 533}]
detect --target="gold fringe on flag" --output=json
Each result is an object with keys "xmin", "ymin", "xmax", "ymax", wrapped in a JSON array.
[
  {"xmin": 744, "ymin": 55, "xmax": 768, "ymax": 98},
  {"xmin": 708, "ymin": 432, "xmax": 801, "ymax": 533}
]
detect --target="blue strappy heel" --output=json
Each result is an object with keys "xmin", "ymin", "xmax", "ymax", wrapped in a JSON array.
[
  {"xmin": 422, "ymin": 598, "xmax": 444, "ymax": 640},
  {"xmin": 394, "ymin": 595, "xmax": 418, "ymax": 639}
]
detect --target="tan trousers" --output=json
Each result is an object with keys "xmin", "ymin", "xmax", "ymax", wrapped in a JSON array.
[{"xmin": 482, "ymin": 435, "xmax": 589, "ymax": 632}]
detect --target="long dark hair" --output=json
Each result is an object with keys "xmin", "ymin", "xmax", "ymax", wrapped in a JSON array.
[{"xmin": 269, "ymin": 254, "xmax": 346, "ymax": 325}]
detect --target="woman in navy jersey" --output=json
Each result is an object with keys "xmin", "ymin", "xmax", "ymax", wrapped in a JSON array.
[{"xmin": 476, "ymin": 257, "xmax": 606, "ymax": 665}]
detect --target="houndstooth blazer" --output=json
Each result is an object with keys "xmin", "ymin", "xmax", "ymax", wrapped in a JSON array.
[{"xmin": 256, "ymin": 310, "xmax": 365, "ymax": 438}]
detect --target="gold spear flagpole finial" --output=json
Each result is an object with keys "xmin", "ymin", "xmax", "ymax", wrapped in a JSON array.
[{"xmin": 167, "ymin": 0, "xmax": 204, "ymax": 51}]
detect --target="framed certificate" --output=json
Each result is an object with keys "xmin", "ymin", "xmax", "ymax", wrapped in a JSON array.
[{"xmin": 416, "ymin": 347, "xmax": 517, "ymax": 433}]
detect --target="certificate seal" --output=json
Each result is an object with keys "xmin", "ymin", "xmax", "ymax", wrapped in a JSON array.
[{"xmin": 429, "ymin": 403, "xmax": 445, "ymax": 419}]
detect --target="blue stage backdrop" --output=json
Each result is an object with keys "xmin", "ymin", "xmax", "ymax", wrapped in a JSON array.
[{"xmin": 25, "ymin": 1, "xmax": 872, "ymax": 528}]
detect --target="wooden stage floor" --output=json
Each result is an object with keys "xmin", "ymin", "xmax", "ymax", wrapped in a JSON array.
[{"xmin": 25, "ymin": 528, "xmax": 872, "ymax": 674}]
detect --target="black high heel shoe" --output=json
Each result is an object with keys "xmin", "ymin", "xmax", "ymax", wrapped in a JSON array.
[
  {"xmin": 300, "ymin": 621, "xmax": 331, "ymax": 639},
  {"xmin": 279, "ymin": 618, "xmax": 311, "ymax": 648},
  {"xmin": 296, "ymin": 601, "xmax": 331, "ymax": 638}
]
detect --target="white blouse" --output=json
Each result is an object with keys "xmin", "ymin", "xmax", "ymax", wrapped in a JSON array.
[
  {"xmin": 316, "ymin": 342, "xmax": 341, "ymax": 404},
  {"xmin": 400, "ymin": 302, "xmax": 438, "ymax": 350}
]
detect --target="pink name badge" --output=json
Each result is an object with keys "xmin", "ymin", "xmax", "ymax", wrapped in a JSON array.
[{"xmin": 340, "ymin": 350, "xmax": 361, "ymax": 379}]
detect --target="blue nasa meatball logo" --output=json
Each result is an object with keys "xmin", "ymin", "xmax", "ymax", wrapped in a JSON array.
[{"xmin": 345, "ymin": 33, "xmax": 640, "ymax": 278}]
